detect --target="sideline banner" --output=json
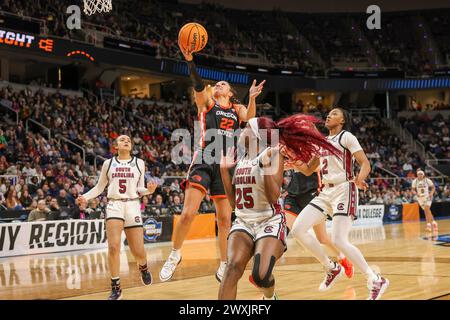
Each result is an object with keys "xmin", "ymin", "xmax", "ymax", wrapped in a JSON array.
[
  {"xmin": 0, "ymin": 220, "xmax": 108, "ymax": 258},
  {"xmin": 326, "ymin": 205, "xmax": 385, "ymax": 228}
]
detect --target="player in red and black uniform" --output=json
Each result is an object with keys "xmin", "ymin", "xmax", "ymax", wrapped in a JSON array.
[{"xmin": 159, "ymin": 47, "xmax": 266, "ymax": 283}]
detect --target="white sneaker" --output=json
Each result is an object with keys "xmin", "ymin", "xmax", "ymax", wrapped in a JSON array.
[
  {"xmin": 159, "ymin": 252, "xmax": 182, "ymax": 282},
  {"xmin": 367, "ymin": 275, "xmax": 389, "ymax": 300},
  {"xmin": 319, "ymin": 262, "xmax": 344, "ymax": 292},
  {"xmin": 262, "ymin": 292, "xmax": 279, "ymax": 300},
  {"xmin": 215, "ymin": 261, "xmax": 227, "ymax": 283}
]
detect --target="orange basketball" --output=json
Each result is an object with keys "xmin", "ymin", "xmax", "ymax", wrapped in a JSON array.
[{"xmin": 178, "ymin": 22, "xmax": 208, "ymax": 53}]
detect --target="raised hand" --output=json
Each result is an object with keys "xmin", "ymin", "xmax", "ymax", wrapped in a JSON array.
[
  {"xmin": 249, "ymin": 79, "xmax": 266, "ymax": 99},
  {"xmin": 179, "ymin": 46, "xmax": 193, "ymax": 61}
]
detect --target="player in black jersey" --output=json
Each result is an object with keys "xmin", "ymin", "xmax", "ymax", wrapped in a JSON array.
[
  {"xmin": 160, "ymin": 47, "xmax": 266, "ymax": 283},
  {"xmin": 283, "ymin": 168, "xmax": 354, "ymax": 278}
]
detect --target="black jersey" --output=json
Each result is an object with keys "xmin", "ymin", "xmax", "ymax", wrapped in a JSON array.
[
  {"xmin": 287, "ymin": 171, "xmax": 319, "ymax": 196},
  {"xmin": 197, "ymin": 100, "xmax": 241, "ymax": 155}
]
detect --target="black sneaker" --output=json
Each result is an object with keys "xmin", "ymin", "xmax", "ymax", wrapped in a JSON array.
[
  {"xmin": 108, "ymin": 286, "xmax": 123, "ymax": 300},
  {"xmin": 139, "ymin": 264, "xmax": 153, "ymax": 286}
]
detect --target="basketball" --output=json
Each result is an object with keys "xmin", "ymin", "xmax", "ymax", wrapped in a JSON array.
[{"xmin": 178, "ymin": 22, "xmax": 208, "ymax": 53}]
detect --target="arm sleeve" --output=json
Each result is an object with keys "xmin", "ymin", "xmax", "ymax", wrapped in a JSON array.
[
  {"xmin": 343, "ymin": 132, "xmax": 363, "ymax": 155},
  {"xmin": 137, "ymin": 159, "xmax": 150, "ymax": 197},
  {"xmin": 82, "ymin": 160, "xmax": 109, "ymax": 201}
]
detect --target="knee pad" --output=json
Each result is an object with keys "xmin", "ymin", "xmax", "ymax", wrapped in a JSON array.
[{"xmin": 251, "ymin": 254, "xmax": 276, "ymax": 288}]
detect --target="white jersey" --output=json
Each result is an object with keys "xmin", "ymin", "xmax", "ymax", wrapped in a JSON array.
[
  {"xmin": 319, "ymin": 130, "xmax": 363, "ymax": 185},
  {"xmin": 233, "ymin": 148, "xmax": 282, "ymax": 224},
  {"xmin": 83, "ymin": 156, "xmax": 149, "ymax": 201},
  {"xmin": 412, "ymin": 178, "xmax": 434, "ymax": 198}
]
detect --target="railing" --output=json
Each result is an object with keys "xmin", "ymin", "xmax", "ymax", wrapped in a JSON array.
[
  {"xmin": 94, "ymin": 154, "xmax": 107, "ymax": 173},
  {"xmin": 373, "ymin": 164, "xmax": 398, "ymax": 177},
  {"xmin": 81, "ymin": 88, "xmax": 98, "ymax": 105},
  {"xmin": 55, "ymin": 134, "xmax": 86, "ymax": 165},
  {"xmin": 384, "ymin": 118, "xmax": 426, "ymax": 158},
  {"xmin": 0, "ymin": 101, "xmax": 19, "ymax": 124},
  {"xmin": 426, "ymin": 158, "xmax": 449, "ymax": 177},
  {"xmin": 368, "ymin": 176, "xmax": 447, "ymax": 185},
  {"xmin": 25, "ymin": 119, "xmax": 51, "ymax": 140},
  {"xmin": 350, "ymin": 108, "xmax": 381, "ymax": 117}
]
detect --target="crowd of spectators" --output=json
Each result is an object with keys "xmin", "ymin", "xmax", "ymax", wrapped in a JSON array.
[
  {"xmin": 2, "ymin": 1, "xmax": 449, "ymax": 75},
  {"xmin": 400, "ymin": 113, "xmax": 450, "ymax": 159},
  {"xmin": 0, "ymin": 83, "xmax": 448, "ymax": 222},
  {"xmin": 0, "ymin": 85, "xmax": 216, "ymax": 221}
]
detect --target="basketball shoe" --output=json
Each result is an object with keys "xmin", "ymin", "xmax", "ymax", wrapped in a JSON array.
[
  {"xmin": 215, "ymin": 261, "xmax": 227, "ymax": 283},
  {"xmin": 367, "ymin": 275, "xmax": 389, "ymax": 300},
  {"xmin": 338, "ymin": 257, "xmax": 354, "ymax": 278},
  {"xmin": 319, "ymin": 262, "xmax": 344, "ymax": 291},
  {"xmin": 159, "ymin": 250, "xmax": 182, "ymax": 282},
  {"xmin": 138, "ymin": 263, "xmax": 153, "ymax": 286}
]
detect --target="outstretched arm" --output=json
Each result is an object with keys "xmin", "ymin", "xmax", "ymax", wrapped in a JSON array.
[
  {"xmin": 77, "ymin": 160, "xmax": 109, "ymax": 205},
  {"xmin": 353, "ymin": 150, "xmax": 371, "ymax": 191},
  {"xmin": 181, "ymin": 50, "xmax": 213, "ymax": 113},
  {"xmin": 238, "ymin": 79, "xmax": 266, "ymax": 122}
]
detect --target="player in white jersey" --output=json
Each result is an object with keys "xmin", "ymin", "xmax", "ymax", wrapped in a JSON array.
[
  {"xmin": 218, "ymin": 116, "xmax": 339, "ymax": 300},
  {"xmin": 290, "ymin": 108, "xmax": 389, "ymax": 300},
  {"xmin": 76, "ymin": 135, "xmax": 157, "ymax": 300},
  {"xmin": 411, "ymin": 169, "xmax": 437, "ymax": 232}
]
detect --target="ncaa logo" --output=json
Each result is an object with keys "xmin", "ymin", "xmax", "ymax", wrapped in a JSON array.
[
  {"xmin": 135, "ymin": 216, "xmax": 141, "ymax": 223},
  {"xmin": 143, "ymin": 218, "xmax": 162, "ymax": 241},
  {"xmin": 192, "ymin": 175, "xmax": 202, "ymax": 182},
  {"xmin": 337, "ymin": 203, "xmax": 345, "ymax": 211},
  {"xmin": 264, "ymin": 226, "xmax": 273, "ymax": 233}
]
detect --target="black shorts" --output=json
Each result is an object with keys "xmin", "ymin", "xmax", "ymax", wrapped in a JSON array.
[
  {"xmin": 181, "ymin": 163, "xmax": 226, "ymax": 198},
  {"xmin": 284, "ymin": 192, "xmax": 316, "ymax": 216}
]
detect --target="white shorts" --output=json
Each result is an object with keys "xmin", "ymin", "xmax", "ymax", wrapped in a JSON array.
[
  {"xmin": 417, "ymin": 197, "xmax": 432, "ymax": 209},
  {"xmin": 229, "ymin": 214, "xmax": 287, "ymax": 247},
  {"xmin": 308, "ymin": 181, "xmax": 358, "ymax": 219},
  {"xmin": 106, "ymin": 199, "xmax": 143, "ymax": 228}
]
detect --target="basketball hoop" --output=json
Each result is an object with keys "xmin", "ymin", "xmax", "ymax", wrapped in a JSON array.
[{"xmin": 83, "ymin": 0, "xmax": 112, "ymax": 15}]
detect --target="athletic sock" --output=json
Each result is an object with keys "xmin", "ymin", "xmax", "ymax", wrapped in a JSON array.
[
  {"xmin": 171, "ymin": 248, "xmax": 181, "ymax": 258},
  {"xmin": 111, "ymin": 277, "xmax": 121, "ymax": 289},
  {"xmin": 139, "ymin": 263, "xmax": 148, "ymax": 272},
  {"xmin": 365, "ymin": 268, "xmax": 379, "ymax": 282},
  {"xmin": 338, "ymin": 253, "xmax": 345, "ymax": 260}
]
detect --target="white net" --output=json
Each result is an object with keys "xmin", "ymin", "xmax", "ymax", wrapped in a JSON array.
[{"xmin": 83, "ymin": 0, "xmax": 112, "ymax": 15}]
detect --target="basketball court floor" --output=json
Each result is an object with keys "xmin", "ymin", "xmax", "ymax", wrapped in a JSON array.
[{"xmin": 1, "ymin": 219, "xmax": 449, "ymax": 300}]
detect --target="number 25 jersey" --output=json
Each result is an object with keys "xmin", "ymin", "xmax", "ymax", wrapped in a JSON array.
[{"xmin": 233, "ymin": 148, "xmax": 282, "ymax": 224}]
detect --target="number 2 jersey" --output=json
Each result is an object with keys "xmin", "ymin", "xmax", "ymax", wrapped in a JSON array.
[
  {"xmin": 320, "ymin": 130, "xmax": 363, "ymax": 185},
  {"xmin": 83, "ymin": 156, "xmax": 148, "ymax": 201},
  {"xmin": 233, "ymin": 148, "xmax": 283, "ymax": 224},
  {"xmin": 412, "ymin": 178, "xmax": 434, "ymax": 198}
]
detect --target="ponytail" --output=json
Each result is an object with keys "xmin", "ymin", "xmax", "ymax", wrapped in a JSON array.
[{"xmin": 256, "ymin": 115, "xmax": 342, "ymax": 164}]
